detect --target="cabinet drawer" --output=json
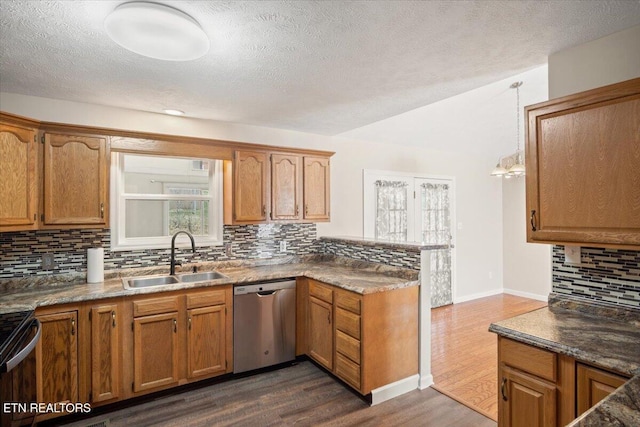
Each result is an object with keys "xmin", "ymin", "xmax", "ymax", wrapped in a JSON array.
[
  {"xmin": 336, "ymin": 291, "xmax": 361, "ymax": 315},
  {"xmin": 336, "ymin": 330, "xmax": 360, "ymax": 364},
  {"xmin": 335, "ymin": 307, "xmax": 360, "ymax": 340},
  {"xmin": 336, "ymin": 352, "xmax": 361, "ymax": 390},
  {"xmin": 133, "ymin": 296, "xmax": 180, "ymax": 317},
  {"xmin": 309, "ymin": 281, "xmax": 333, "ymax": 304},
  {"xmin": 501, "ymin": 338, "xmax": 556, "ymax": 382},
  {"xmin": 186, "ymin": 289, "xmax": 226, "ymax": 309}
]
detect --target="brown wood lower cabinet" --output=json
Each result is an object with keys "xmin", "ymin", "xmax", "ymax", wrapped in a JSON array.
[
  {"xmin": 497, "ymin": 336, "xmax": 630, "ymax": 427},
  {"xmin": 89, "ymin": 303, "xmax": 120, "ymax": 403},
  {"xmin": 500, "ymin": 365, "xmax": 556, "ymax": 427},
  {"xmin": 133, "ymin": 311, "xmax": 180, "ymax": 392},
  {"xmin": 36, "ymin": 309, "xmax": 79, "ymax": 406},
  {"xmin": 186, "ymin": 293, "xmax": 227, "ymax": 379},
  {"xmin": 576, "ymin": 363, "xmax": 627, "ymax": 416},
  {"xmin": 305, "ymin": 279, "xmax": 418, "ymax": 395}
]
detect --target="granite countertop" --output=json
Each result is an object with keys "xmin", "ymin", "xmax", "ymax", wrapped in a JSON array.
[
  {"xmin": 489, "ymin": 293, "xmax": 640, "ymax": 426},
  {"xmin": 0, "ymin": 255, "xmax": 419, "ymax": 314}
]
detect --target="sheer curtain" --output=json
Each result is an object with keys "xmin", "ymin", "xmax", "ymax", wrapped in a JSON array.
[
  {"xmin": 420, "ymin": 182, "xmax": 452, "ymax": 307},
  {"xmin": 375, "ymin": 180, "xmax": 408, "ymax": 241}
]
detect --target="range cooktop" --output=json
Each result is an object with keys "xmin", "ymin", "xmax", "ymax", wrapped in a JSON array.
[{"xmin": 0, "ymin": 310, "xmax": 35, "ymax": 372}]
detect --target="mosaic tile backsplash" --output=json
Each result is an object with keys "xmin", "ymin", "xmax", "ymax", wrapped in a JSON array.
[
  {"xmin": 319, "ymin": 239, "xmax": 421, "ymax": 270},
  {"xmin": 552, "ymin": 245, "xmax": 640, "ymax": 309},
  {"xmin": 0, "ymin": 223, "xmax": 317, "ymax": 278}
]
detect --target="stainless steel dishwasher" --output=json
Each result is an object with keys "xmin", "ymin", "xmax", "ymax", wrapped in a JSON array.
[{"xmin": 233, "ymin": 279, "xmax": 296, "ymax": 373}]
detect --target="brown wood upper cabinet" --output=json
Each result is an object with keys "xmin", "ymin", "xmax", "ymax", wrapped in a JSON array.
[
  {"xmin": 271, "ymin": 154, "xmax": 302, "ymax": 221},
  {"xmin": 226, "ymin": 150, "xmax": 331, "ymax": 224},
  {"xmin": 43, "ymin": 132, "xmax": 108, "ymax": 227},
  {"xmin": 303, "ymin": 156, "xmax": 330, "ymax": 221},
  {"xmin": 525, "ymin": 78, "xmax": 640, "ymax": 249},
  {"xmin": 230, "ymin": 150, "xmax": 269, "ymax": 223},
  {"xmin": 0, "ymin": 123, "xmax": 38, "ymax": 231}
]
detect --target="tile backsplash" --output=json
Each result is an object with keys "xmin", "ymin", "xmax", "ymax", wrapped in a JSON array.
[
  {"xmin": 552, "ymin": 245, "xmax": 640, "ymax": 309},
  {"xmin": 0, "ymin": 223, "xmax": 317, "ymax": 278},
  {"xmin": 319, "ymin": 239, "xmax": 420, "ymax": 270}
]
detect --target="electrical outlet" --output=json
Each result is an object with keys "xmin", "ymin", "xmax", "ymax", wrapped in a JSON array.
[
  {"xmin": 564, "ymin": 246, "xmax": 581, "ymax": 265},
  {"xmin": 224, "ymin": 243, "xmax": 232, "ymax": 257},
  {"xmin": 42, "ymin": 253, "xmax": 56, "ymax": 270},
  {"xmin": 280, "ymin": 241, "xmax": 288, "ymax": 252}
]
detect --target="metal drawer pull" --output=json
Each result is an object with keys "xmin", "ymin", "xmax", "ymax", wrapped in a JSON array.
[
  {"xmin": 501, "ymin": 378, "xmax": 508, "ymax": 401},
  {"xmin": 112, "ymin": 310, "xmax": 116, "ymax": 327},
  {"xmin": 173, "ymin": 319, "xmax": 177, "ymax": 333},
  {"xmin": 71, "ymin": 318, "xmax": 75, "ymax": 336}
]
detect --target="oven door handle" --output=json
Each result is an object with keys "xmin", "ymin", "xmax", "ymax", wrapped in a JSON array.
[{"xmin": 4, "ymin": 318, "xmax": 41, "ymax": 373}]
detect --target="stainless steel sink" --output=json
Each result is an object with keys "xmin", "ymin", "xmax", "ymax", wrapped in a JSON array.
[
  {"xmin": 125, "ymin": 275, "xmax": 180, "ymax": 288},
  {"xmin": 123, "ymin": 270, "xmax": 228, "ymax": 289},
  {"xmin": 177, "ymin": 271, "xmax": 228, "ymax": 282}
]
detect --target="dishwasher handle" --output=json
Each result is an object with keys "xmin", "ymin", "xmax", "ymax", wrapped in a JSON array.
[{"xmin": 257, "ymin": 290, "xmax": 277, "ymax": 297}]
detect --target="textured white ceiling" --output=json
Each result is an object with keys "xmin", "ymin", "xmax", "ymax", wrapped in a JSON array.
[{"xmin": 1, "ymin": 1, "xmax": 639, "ymax": 135}]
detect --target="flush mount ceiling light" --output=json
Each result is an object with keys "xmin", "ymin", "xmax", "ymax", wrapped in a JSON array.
[
  {"xmin": 491, "ymin": 81, "xmax": 526, "ymax": 178},
  {"xmin": 163, "ymin": 109, "xmax": 185, "ymax": 116},
  {"xmin": 104, "ymin": 2, "xmax": 209, "ymax": 61}
]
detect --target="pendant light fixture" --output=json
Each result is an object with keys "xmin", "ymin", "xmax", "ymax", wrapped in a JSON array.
[
  {"xmin": 104, "ymin": 2, "xmax": 210, "ymax": 61},
  {"xmin": 491, "ymin": 81, "xmax": 526, "ymax": 178}
]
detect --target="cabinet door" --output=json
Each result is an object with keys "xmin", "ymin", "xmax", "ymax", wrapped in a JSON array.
[
  {"xmin": 526, "ymin": 79, "xmax": 640, "ymax": 248},
  {"xmin": 187, "ymin": 305, "xmax": 226, "ymax": 379},
  {"xmin": 271, "ymin": 154, "xmax": 301, "ymax": 220},
  {"xmin": 0, "ymin": 123, "xmax": 38, "ymax": 230},
  {"xmin": 499, "ymin": 366, "xmax": 556, "ymax": 427},
  {"xmin": 43, "ymin": 132, "xmax": 108, "ymax": 226},
  {"xmin": 133, "ymin": 312, "xmax": 179, "ymax": 392},
  {"xmin": 90, "ymin": 304, "xmax": 120, "ymax": 403},
  {"xmin": 36, "ymin": 311, "xmax": 79, "ymax": 405},
  {"xmin": 308, "ymin": 296, "xmax": 333, "ymax": 370},
  {"xmin": 233, "ymin": 150, "xmax": 268, "ymax": 222},
  {"xmin": 577, "ymin": 363, "xmax": 627, "ymax": 416},
  {"xmin": 303, "ymin": 156, "xmax": 330, "ymax": 221}
]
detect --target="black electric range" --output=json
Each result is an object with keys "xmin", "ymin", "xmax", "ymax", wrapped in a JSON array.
[{"xmin": 0, "ymin": 310, "xmax": 40, "ymax": 373}]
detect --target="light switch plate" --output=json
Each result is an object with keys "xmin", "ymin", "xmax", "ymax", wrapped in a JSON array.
[{"xmin": 564, "ymin": 246, "xmax": 581, "ymax": 265}]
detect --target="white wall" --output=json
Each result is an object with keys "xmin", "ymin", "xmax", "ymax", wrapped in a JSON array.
[
  {"xmin": 502, "ymin": 179, "xmax": 551, "ymax": 300},
  {"xmin": 549, "ymin": 25, "xmax": 640, "ymax": 98}
]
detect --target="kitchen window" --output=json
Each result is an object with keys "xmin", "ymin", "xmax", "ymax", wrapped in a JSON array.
[{"xmin": 110, "ymin": 153, "xmax": 223, "ymax": 250}]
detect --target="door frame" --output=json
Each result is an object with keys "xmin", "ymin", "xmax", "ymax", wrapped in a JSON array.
[{"xmin": 362, "ymin": 169, "xmax": 457, "ymax": 303}]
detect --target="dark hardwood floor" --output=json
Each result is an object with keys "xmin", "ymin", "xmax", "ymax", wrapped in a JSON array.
[{"xmin": 59, "ymin": 362, "xmax": 495, "ymax": 427}]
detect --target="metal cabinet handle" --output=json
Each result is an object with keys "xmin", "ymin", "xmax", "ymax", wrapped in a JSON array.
[
  {"xmin": 173, "ymin": 319, "xmax": 177, "ymax": 333},
  {"xmin": 188, "ymin": 317, "xmax": 192, "ymax": 331},
  {"xmin": 501, "ymin": 378, "xmax": 508, "ymax": 401},
  {"xmin": 327, "ymin": 312, "xmax": 331, "ymax": 325},
  {"xmin": 295, "ymin": 205, "xmax": 299, "ymax": 216},
  {"xmin": 262, "ymin": 205, "xmax": 266, "ymax": 216},
  {"xmin": 71, "ymin": 318, "xmax": 76, "ymax": 336},
  {"xmin": 530, "ymin": 210, "xmax": 537, "ymax": 231},
  {"xmin": 100, "ymin": 203, "xmax": 104, "ymax": 219},
  {"xmin": 112, "ymin": 310, "xmax": 116, "ymax": 328},
  {"xmin": 305, "ymin": 205, "xmax": 309, "ymax": 216}
]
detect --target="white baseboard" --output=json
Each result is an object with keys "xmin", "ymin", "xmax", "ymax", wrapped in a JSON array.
[
  {"xmin": 453, "ymin": 288, "xmax": 503, "ymax": 304},
  {"xmin": 418, "ymin": 374, "xmax": 434, "ymax": 390},
  {"xmin": 503, "ymin": 288, "xmax": 548, "ymax": 302},
  {"xmin": 370, "ymin": 374, "xmax": 420, "ymax": 405}
]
